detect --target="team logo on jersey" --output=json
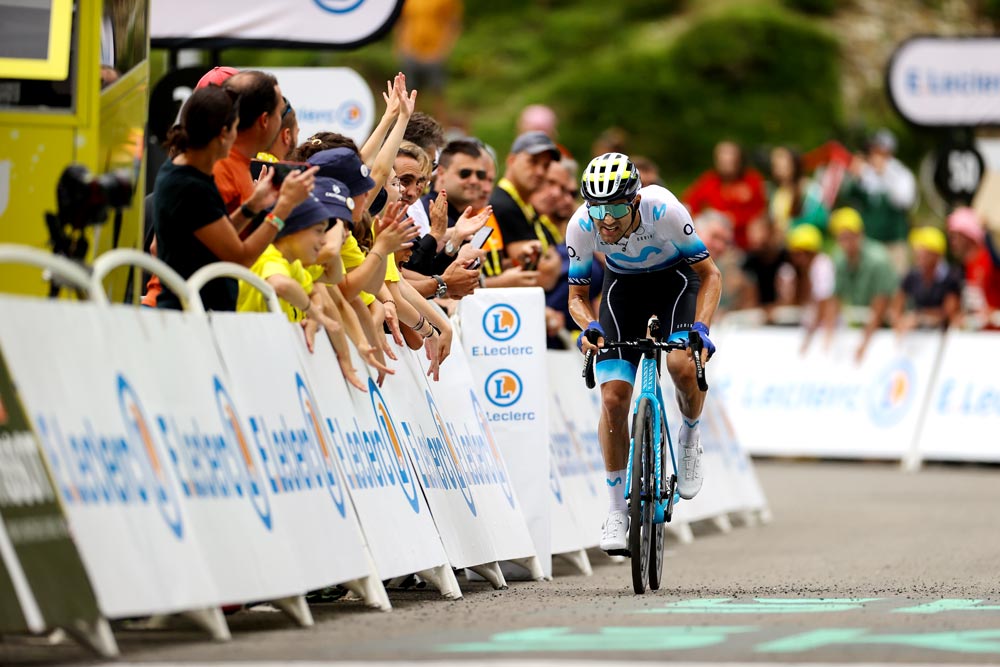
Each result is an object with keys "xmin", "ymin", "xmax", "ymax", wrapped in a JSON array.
[
  {"xmin": 483, "ymin": 304, "xmax": 520, "ymax": 341},
  {"xmin": 314, "ymin": 0, "xmax": 365, "ymax": 13},
  {"xmin": 485, "ymin": 369, "xmax": 523, "ymax": 407}
]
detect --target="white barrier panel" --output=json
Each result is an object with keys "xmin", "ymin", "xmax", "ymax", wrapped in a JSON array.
[
  {"xmin": 0, "ymin": 298, "xmax": 221, "ymax": 618},
  {"xmin": 106, "ymin": 308, "xmax": 331, "ymax": 606},
  {"xmin": 709, "ymin": 398, "xmax": 769, "ymax": 514},
  {"xmin": 414, "ymin": 338, "xmax": 540, "ymax": 572},
  {"xmin": 335, "ymin": 341, "xmax": 455, "ymax": 583},
  {"xmin": 917, "ymin": 330, "xmax": 1000, "ymax": 462},
  {"xmin": 460, "ymin": 288, "xmax": 552, "ymax": 577},
  {"xmin": 205, "ymin": 312, "xmax": 397, "ymax": 591},
  {"xmin": 547, "ymin": 410, "xmax": 588, "ymax": 557},
  {"xmin": 711, "ymin": 327, "xmax": 942, "ymax": 459},
  {"xmin": 547, "ymin": 351, "xmax": 606, "ymax": 548}
]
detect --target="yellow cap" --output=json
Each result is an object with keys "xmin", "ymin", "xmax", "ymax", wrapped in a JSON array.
[
  {"xmin": 908, "ymin": 226, "xmax": 947, "ymax": 255},
  {"xmin": 786, "ymin": 224, "xmax": 823, "ymax": 253},
  {"xmin": 829, "ymin": 207, "xmax": 863, "ymax": 236}
]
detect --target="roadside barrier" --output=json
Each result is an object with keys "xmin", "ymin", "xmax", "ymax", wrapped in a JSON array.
[
  {"xmin": 0, "ymin": 247, "xmax": 769, "ymax": 657},
  {"xmin": 710, "ymin": 322, "xmax": 1000, "ymax": 468}
]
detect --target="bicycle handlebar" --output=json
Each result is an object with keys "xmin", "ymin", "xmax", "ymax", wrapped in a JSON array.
[{"xmin": 582, "ymin": 336, "xmax": 709, "ymax": 391}]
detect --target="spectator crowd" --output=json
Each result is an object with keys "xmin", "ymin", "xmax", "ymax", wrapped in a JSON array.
[{"xmin": 144, "ymin": 63, "xmax": 1000, "ymax": 390}]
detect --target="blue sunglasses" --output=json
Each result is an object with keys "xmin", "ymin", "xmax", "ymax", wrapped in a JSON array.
[{"xmin": 588, "ymin": 202, "xmax": 634, "ymax": 220}]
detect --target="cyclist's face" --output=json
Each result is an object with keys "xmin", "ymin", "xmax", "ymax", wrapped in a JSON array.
[{"xmin": 591, "ymin": 195, "xmax": 640, "ymax": 244}]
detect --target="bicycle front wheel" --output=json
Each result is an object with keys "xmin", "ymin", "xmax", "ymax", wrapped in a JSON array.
[
  {"xmin": 629, "ymin": 398, "xmax": 654, "ymax": 594},
  {"xmin": 649, "ymin": 409, "xmax": 667, "ymax": 591}
]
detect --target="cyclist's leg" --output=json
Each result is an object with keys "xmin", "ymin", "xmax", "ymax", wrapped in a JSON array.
[
  {"xmin": 595, "ymin": 271, "xmax": 643, "ymax": 550},
  {"xmin": 658, "ymin": 264, "xmax": 707, "ymax": 499}
]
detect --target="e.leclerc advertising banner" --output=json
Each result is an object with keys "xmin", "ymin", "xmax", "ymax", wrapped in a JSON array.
[{"xmin": 459, "ymin": 288, "xmax": 551, "ymax": 577}]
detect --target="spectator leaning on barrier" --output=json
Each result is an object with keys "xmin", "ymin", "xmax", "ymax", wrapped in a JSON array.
[
  {"xmin": 684, "ymin": 140, "xmax": 768, "ymax": 251},
  {"xmin": 777, "ymin": 224, "xmax": 837, "ymax": 353},
  {"xmin": 740, "ymin": 216, "xmax": 788, "ymax": 315},
  {"xmin": 402, "ymin": 111, "xmax": 446, "ymax": 233},
  {"xmin": 216, "ymin": 71, "xmax": 286, "ymax": 229},
  {"xmin": 946, "ymin": 206, "xmax": 1000, "ymax": 328},
  {"xmin": 153, "ymin": 86, "xmax": 317, "ymax": 311},
  {"xmin": 829, "ymin": 207, "xmax": 898, "ymax": 363},
  {"xmin": 891, "ymin": 226, "xmax": 963, "ymax": 335},
  {"xmin": 694, "ymin": 210, "xmax": 742, "ymax": 317},
  {"xmin": 839, "ymin": 128, "xmax": 917, "ymax": 274}
]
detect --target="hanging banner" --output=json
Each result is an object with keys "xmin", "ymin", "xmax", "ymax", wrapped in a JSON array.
[
  {"xmin": 917, "ymin": 331, "xmax": 1000, "ymax": 463},
  {"xmin": 0, "ymin": 298, "xmax": 221, "ymax": 618},
  {"xmin": 0, "ymin": 345, "xmax": 103, "ymax": 635},
  {"xmin": 460, "ymin": 288, "xmax": 552, "ymax": 577},
  {"xmin": 888, "ymin": 37, "xmax": 1000, "ymax": 127},
  {"xmin": 711, "ymin": 327, "xmax": 942, "ymax": 459},
  {"xmin": 151, "ymin": 0, "xmax": 405, "ymax": 50},
  {"xmin": 255, "ymin": 67, "xmax": 375, "ymax": 148}
]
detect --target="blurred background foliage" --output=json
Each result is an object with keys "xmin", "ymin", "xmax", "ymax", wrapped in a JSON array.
[{"xmin": 153, "ymin": 0, "xmax": 996, "ymax": 190}]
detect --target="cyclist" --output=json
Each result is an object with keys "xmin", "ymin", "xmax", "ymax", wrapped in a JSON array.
[{"xmin": 567, "ymin": 153, "xmax": 722, "ymax": 552}]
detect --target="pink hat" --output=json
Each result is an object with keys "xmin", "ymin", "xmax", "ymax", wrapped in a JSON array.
[
  {"xmin": 196, "ymin": 66, "xmax": 239, "ymax": 89},
  {"xmin": 946, "ymin": 207, "xmax": 984, "ymax": 246}
]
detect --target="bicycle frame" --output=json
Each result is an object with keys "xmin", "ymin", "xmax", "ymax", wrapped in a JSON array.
[{"xmin": 624, "ymin": 347, "xmax": 677, "ymax": 523}]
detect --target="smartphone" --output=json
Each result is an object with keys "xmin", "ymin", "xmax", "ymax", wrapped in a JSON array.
[
  {"xmin": 249, "ymin": 159, "xmax": 308, "ymax": 186},
  {"xmin": 466, "ymin": 226, "xmax": 493, "ymax": 270},
  {"xmin": 520, "ymin": 249, "xmax": 540, "ymax": 272}
]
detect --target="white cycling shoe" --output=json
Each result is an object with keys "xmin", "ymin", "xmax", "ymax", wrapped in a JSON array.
[
  {"xmin": 600, "ymin": 510, "xmax": 629, "ymax": 552},
  {"xmin": 677, "ymin": 436, "xmax": 704, "ymax": 500}
]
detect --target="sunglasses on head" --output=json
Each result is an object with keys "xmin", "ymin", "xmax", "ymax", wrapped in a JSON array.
[
  {"xmin": 458, "ymin": 168, "xmax": 488, "ymax": 180},
  {"xmin": 588, "ymin": 201, "xmax": 634, "ymax": 220},
  {"xmin": 281, "ymin": 96, "xmax": 293, "ymax": 120}
]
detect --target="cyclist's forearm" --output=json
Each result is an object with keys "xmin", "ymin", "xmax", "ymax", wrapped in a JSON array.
[
  {"xmin": 692, "ymin": 265, "xmax": 722, "ymax": 327},
  {"xmin": 568, "ymin": 285, "xmax": 597, "ymax": 331}
]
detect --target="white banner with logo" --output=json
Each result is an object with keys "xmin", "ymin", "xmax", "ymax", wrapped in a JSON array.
[
  {"xmin": 460, "ymin": 288, "xmax": 551, "ymax": 576},
  {"xmin": 256, "ymin": 67, "xmax": 375, "ymax": 148},
  {"xmin": 414, "ymin": 337, "xmax": 538, "ymax": 566},
  {"xmin": 547, "ymin": 351, "xmax": 606, "ymax": 548},
  {"xmin": 916, "ymin": 331, "xmax": 1000, "ymax": 462},
  {"xmin": 711, "ymin": 327, "xmax": 942, "ymax": 459},
  {"xmin": 152, "ymin": 0, "xmax": 404, "ymax": 49},
  {"xmin": 0, "ymin": 298, "xmax": 221, "ymax": 618},
  {"xmin": 546, "ymin": 400, "xmax": 588, "ymax": 556},
  {"xmin": 333, "ymin": 342, "xmax": 453, "ymax": 580},
  {"xmin": 888, "ymin": 37, "xmax": 1000, "ymax": 127},
  {"xmin": 206, "ymin": 312, "xmax": 388, "ymax": 590}
]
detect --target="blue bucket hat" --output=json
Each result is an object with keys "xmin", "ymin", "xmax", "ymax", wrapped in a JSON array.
[
  {"xmin": 313, "ymin": 176, "xmax": 355, "ymax": 225},
  {"xmin": 306, "ymin": 147, "xmax": 376, "ymax": 196},
  {"xmin": 276, "ymin": 194, "xmax": 330, "ymax": 238}
]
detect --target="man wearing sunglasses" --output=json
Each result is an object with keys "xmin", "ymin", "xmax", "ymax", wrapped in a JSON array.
[
  {"xmin": 567, "ymin": 152, "xmax": 722, "ymax": 553},
  {"xmin": 259, "ymin": 96, "xmax": 300, "ymax": 162}
]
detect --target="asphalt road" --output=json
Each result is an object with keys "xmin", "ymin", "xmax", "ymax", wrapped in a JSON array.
[{"xmin": 4, "ymin": 459, "xmax": 1000, "ymax": 665}]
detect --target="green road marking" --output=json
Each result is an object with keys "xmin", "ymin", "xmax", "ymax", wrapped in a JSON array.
[
  {"xmin": 640, "ymin": 598, "xmax": 882, "ymax": 614},
  {"xmin": 438, "ymin": 626, "xmax": 755, "ymax": 653},
  {"xmin": 896, "ymin": 599, "xmax": 1000, "ymax": 614},
  {"xmin": 757, "ymin": 629, "xmax": 1000, "ymax": 654}
]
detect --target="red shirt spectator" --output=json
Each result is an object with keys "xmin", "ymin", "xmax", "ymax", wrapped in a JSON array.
[{"xmin": 683, "ymin": 140, "xmax": 766, "ymax": 250}]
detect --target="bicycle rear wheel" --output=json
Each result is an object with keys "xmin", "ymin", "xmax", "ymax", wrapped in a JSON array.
[{"xmin": 629, "ymin": 398, "xmax": 653, "ymax": 594}]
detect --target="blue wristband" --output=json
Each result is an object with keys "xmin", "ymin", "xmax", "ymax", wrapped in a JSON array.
[
  {"xmin": 586, "ymin": 321, "xmax": 605, "ymax": 337},
  {"xmin": 691, "ymin": 322, "xmax": 709, "ymax": 336}
]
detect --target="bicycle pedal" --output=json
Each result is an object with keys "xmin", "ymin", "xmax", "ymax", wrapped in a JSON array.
[{"xmin": 605, "ymin": 548, "xmax": 630, "ymax": 558}]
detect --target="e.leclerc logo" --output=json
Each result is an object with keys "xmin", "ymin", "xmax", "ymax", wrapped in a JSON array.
[
  {"xmin": 485, "ymin": 369, "xmax": 522, "ymax": 408},
  {"xmin": 483, "ymin": 304, "xmax": 520, "ymax": 342},
  {"xmin": 314, "ymin": 0, "xmax": 365, "ymax": 13},
  {"xmin": 118, "ymin": 374, "xmax": 184, "ymax": 539},
  {"xmin": 213, "ymin": 376, "xmax": 273, "ymax": 530},
  {"xmin": 338, "ymin": 101, "xmax": 364, "ymax": 129},
  {"xmin": 295, "ymin": 373, "xmax": 348, "ymax": 518},
  {"xmin": 425, "ymin": 390, "xmax": 477, "ymax": 516},
  {"xmin": 368, "ymin": 378, "xmax": 421, "ymax": 513},
  {"xmin": 867, "ymin": 359, "xmax": 916, "ymax": 427}
]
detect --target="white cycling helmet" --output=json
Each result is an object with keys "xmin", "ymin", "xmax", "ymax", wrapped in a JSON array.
[{"xmin": 581, "ymin": 152, "xmax": 641, "ymax": 204}]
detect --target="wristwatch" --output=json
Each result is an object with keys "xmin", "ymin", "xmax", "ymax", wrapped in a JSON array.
[
  {"xmin": 240, "ymin": 203, "xmax": 258, "ymax": 219},
  {"xmin": 444, "ymin": 239, "xmax": 457, "ymax": 256},
  {"xmin": 432, "ymin": 274, "xmax": 448, "ymax": 299}
]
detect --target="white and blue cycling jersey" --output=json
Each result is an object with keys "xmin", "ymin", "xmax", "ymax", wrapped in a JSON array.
[{"xmin": 566, "ymin": 185, "xmax": 709, "ymax": 284}]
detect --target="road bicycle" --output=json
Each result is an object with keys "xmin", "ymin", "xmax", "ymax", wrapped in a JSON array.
[{"xmin": 583, "ymin": 316, "xmax": 707, "ymax": 594}]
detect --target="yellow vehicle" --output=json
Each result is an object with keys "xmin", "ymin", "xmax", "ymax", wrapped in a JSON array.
[{"xmin": 0, "ymin": 0, "xmax": 149, "ymax": 300}]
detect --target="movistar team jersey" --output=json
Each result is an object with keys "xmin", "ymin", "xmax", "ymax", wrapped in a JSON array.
[{"xmin": 566, "ymin": 185, "xmax": 709, "ymax": 284}]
